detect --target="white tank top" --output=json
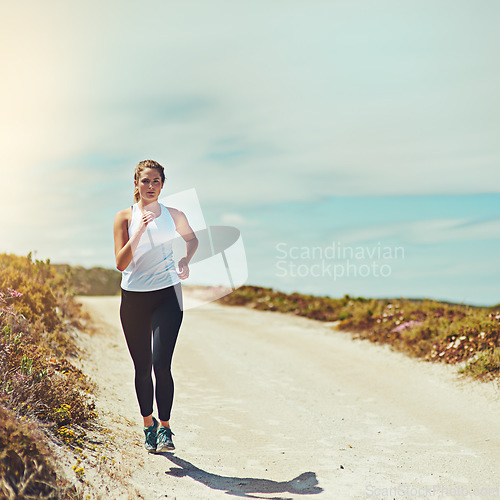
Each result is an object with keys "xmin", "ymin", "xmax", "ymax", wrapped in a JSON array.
[{"xmin": 120, "ymin": 203, "xmax": 181, "ymax": 291}]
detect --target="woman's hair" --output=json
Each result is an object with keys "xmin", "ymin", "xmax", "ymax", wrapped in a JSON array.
[{"xmin": 133, "ymin": 159, "xmax": 166, "ymax": 203}]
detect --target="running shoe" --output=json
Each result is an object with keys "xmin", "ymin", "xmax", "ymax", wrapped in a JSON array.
[
  {"xmin": 143, "ymin": 417, "xmax": 159, "ymax": 453},
  {"xmin": 156, "ymin": 426, "xmax": 175, "ymax": 452}
]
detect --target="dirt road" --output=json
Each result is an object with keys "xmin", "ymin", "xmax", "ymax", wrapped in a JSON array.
[{"xmin": 75, "ymin": 292, "xmax": 500, "ymax": 499}]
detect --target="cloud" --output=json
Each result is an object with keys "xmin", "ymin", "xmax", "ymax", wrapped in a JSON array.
[
  {"xmin": 336, "ymin": 217, "xmax": 500, "ymax": 245},
  {"xmin": 406, "ymin": 218, "xmax": 500, "ymax": 244},
  {"xmin": 219, "ymin": 213, "xmax": 255, "ymax": 226},
  {"xmin": 2, "ymin": 0, "xmax": 499, "ymax": 202}
]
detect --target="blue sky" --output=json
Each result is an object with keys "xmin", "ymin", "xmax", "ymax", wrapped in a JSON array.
[{"xmin": 1, "ymin": 1, "xmax": 499, "ymax": 305}]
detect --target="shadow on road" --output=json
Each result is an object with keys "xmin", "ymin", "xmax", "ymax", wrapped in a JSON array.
[{"xmin": 160, "ymin": 452, "xmax": 323, "ymax": 499}]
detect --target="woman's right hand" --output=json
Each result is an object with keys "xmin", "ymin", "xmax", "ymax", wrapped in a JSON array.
[{"xmin": 138, "ymin": 210, "xmax": 156, "ymax": 234}]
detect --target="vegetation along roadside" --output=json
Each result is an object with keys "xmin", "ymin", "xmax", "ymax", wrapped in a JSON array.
[{"xmin": 0, "ymin": 253, "xmax": 114, "ymax": 499}]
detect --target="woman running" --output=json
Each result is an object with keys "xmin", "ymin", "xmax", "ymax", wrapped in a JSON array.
[{"xmin": 113, "ymin": 159, "xmax": 198, "ymax": 453}]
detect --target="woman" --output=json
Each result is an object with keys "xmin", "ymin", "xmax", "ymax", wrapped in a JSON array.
[{"xmin": 113, "ymin": 159, "xmax": 198, "ymax": 453}]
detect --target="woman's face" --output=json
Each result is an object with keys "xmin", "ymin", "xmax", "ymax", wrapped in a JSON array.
[{"xmin": 136, "ymin": 168, "xmax": 164, "ymax": 203}]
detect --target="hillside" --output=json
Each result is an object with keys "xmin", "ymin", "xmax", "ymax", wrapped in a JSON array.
[{"xmin": 53, "ymin": 264, "xmax": 122, "ymax": 296}]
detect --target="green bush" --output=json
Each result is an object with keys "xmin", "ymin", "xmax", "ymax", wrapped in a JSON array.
[{"xmin": 460, "ymin": 348, "xmax": 500, "ymax": 380}]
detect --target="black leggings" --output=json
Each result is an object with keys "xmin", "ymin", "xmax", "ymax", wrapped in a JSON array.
[{"xmin": 119, "ymin": 283, "xmax": 183, "ymax": 422}]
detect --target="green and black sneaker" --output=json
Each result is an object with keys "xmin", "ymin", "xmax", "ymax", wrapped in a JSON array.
[
  {"xmin": 143, "ymin": 417, "xmax": 159, "ymax": 453},
  {"xmin": 156, "ymin": 426, "xmax": 175, "ymax": 452}
]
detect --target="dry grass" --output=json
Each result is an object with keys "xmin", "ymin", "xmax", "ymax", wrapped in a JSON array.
[
  {"xmin": 0, "ymin": 253, "xmax": 96, "ymax": 427},
  {"xmin": 0, "ymin": 253, "xmax": 97, "ymax": 496},
  {"xmin": 0, "ymin": 400, "xmax": 83, "ymax": 499}
]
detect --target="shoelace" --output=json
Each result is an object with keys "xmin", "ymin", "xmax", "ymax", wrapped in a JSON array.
[{"xmin": 157, "ymin": 427, "xmax": 174, "ymax": 443}]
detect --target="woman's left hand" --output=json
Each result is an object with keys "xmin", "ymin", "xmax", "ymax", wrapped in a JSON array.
[{"xmin": 177, "ymin": 257, "xmax": 190, "ymax": 280}]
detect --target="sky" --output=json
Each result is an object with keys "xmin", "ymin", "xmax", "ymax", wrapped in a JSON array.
[{"xmin": 1, "ymin": 0, "xmax": 499, "ymax": 305}]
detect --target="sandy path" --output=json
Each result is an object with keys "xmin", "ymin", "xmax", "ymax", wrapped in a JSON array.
[{"xmin": 75, "ymin": 292, "xmax": 500, "ymax": 500}]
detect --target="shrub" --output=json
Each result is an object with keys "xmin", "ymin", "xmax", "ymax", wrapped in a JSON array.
[
  {"xmin": 0, "ymin": 323, "xmax": 96, "ymax": 425},
  {"xmin": 0, "ymin": 254, "xmax": 96, "ymax": 428},
  {"xmin": 0, "ymin": 405, "xmax": 82, "ymax": 499},
  {"xmin": 0, "ymin": 252, "xmax": 98, "ymax": 496},
  {"xmin": 460, "ymin": 347, "xmax": 500, "ymax": 380}
]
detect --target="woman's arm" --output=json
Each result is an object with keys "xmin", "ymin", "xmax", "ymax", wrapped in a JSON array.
[
  {"xmin": 113, "ymin": 208, "xmax": 155, "ymax": 271},
  {"xmin": 168, "ymin": 208, "xmax": 199, "ymax": 280}
]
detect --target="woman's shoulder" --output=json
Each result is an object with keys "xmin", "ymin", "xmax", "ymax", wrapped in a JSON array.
[
  {"xmin": 161, "ymin": 205, "xmax": 187, "ymax": 227},
  {"xmin": 162, "ymin": 204, "xmax": 183, "ymax": 218},
  {"xmin": 114, "ymin": 205, "xmax": 134, "ymax": 223}
]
